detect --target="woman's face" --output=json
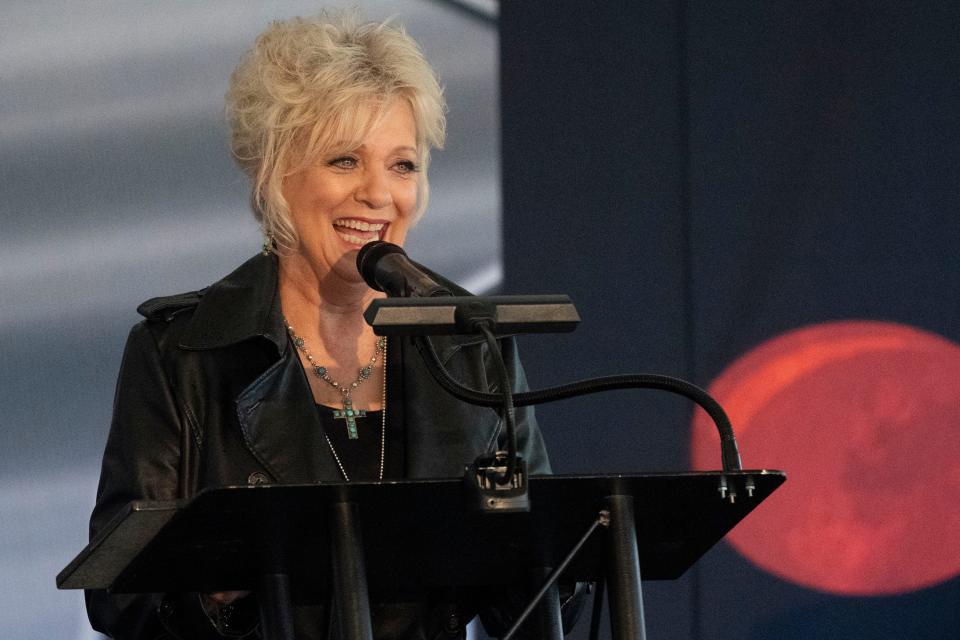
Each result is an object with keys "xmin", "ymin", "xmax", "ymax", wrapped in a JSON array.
[{"xmin": 282, "ymin": 98, "xmax": 420, "ymax": 283}]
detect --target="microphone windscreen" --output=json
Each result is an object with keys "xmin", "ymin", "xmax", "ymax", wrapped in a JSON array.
[{"xmin": 357, "ymin": 240, "xmax": 406, "ymax": 291}]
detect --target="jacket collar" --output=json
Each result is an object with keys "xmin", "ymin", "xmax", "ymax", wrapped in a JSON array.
[
  {"xmin": 177, "ymin": 251, "xmax": 475, "ymax": 363},
  {"xmin": 179, "ymin": 253, "xmax": 288, "ymax": 353}
]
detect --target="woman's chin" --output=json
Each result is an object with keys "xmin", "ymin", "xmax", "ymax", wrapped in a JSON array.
[
  {"xmin": 324, "ymin": 235, "xmax": 370, "ymax": 263},
  {"xmin": 330, "ymin": 252, "xmax": 368, "ymax": 280}
]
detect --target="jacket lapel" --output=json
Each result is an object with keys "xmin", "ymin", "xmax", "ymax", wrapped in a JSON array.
[{"xmin": 235, "ymin": 347, "xmax": 342, "ymax": 483}]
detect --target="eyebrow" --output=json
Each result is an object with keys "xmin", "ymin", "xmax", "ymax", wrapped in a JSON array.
[{"xmin": 351, "ymin": 143, "xmax": 418, "ymax": 155}]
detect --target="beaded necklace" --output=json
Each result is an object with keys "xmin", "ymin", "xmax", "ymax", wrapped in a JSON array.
[{"xmin": 284, "ymin": 318, "xmax": 387, "ymax": 481}]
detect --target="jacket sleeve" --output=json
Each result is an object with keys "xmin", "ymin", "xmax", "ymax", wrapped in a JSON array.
[{"xmin": 85, "ymin": 322, "xmax": 255, "ymax": 639}]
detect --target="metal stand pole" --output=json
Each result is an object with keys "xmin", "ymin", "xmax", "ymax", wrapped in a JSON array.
[
  {"xmin": 329, "ymin": 501, "xmax": 374, "ymax": 640},
  {"xmin": 531, "ymin": 566, "xmax": 564, "ymax": 640},
  {"xmin": 588, "ymin": 579, "xmax": 606, "ymax": 640},
  {"xmin": 604, "ymin": 495, "xmax": 646, "ymax": 640},
  {"xmin": 258, "ymin": 571, "xmax": 295, "ymax": 640}
]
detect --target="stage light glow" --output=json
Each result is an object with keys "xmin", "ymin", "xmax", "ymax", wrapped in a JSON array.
[{"xmin": 691, "ymin": 321, "xmax": 960, "ymax": 595}]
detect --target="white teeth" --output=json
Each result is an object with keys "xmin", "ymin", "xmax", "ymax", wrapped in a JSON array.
[
  {"xmin": 333, "ymin": 219, "xmax": 385, "ymax": 231},
  {"xmin": 334, "ymin": 229, "xmax": 381, "ymax": 245},
  {"xmin": 332, "ymin": 219, "xmax": 384, "ymax": 247},
  {"xmin": 336, "ymin": 230, "xmax": 365, "ymax": 245}
]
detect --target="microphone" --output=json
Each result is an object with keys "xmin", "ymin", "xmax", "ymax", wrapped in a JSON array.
[{"xmin": 356, "ymin": 241, "xmax": 452, "ymax": 297}]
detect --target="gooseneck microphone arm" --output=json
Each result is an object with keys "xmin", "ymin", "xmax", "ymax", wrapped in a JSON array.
[
  {"xmin": 477, "ymin": 325, "xmax": 519, "ymax": 482},
  {"xmin": 414, "ymin": 335, "xmax": 743, "ymax": 472}
]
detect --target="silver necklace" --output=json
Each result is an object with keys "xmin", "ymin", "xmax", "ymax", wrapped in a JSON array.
[
  {"xmin": 284, "ymin": 318, "xmax": 387, "ymax": 481},
  {"xmin": 284, "ymin": 317, "xmax": 385, "ymax": 439}
]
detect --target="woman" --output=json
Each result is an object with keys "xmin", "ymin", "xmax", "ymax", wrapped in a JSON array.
[{"xmin": 86, "ymin": 13, "xmax": 553, "ymax": 640}]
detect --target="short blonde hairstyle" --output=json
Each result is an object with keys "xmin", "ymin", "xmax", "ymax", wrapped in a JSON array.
[{"xmin": 226, "ymin": 12, "xmax": 446, "ymax": 253}]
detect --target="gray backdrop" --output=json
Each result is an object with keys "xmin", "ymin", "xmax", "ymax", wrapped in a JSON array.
[{"xmin": 1, "ymin": 2, "xmax": 499, "ymax": 638}]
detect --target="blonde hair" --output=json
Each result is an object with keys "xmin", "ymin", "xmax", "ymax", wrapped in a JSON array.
[{"xmin": 226, "ymin": 12, "xmax": 446, "ymax": 253}]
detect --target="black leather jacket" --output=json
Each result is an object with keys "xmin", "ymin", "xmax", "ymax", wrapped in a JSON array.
[{"xmin": 86, "ymin": 253, "xmax": 554, "ymax": 639}]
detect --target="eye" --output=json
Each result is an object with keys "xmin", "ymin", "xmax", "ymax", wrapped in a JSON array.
[
  {"xmin": 328, "ymin": 155, "xmax": 358, "ymax": 170},
  {"xmin": 393, "ymin": 159, "xmax": 420, "ymax": 175}
]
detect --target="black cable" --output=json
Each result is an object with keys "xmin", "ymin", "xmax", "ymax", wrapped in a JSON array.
[
  {"xmin": 414, "ymin": 336, "xmax": 742, "ymax": 471},
  {"xmin": 478, "ymin": 323, "xmax": 518, "ymax": 482}
]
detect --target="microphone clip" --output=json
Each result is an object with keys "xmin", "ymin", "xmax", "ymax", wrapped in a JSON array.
[
  {"xmin": 464, "ymin": 452, "xmax": 530, "ymax": 514},
  {"xmin": 454, "ymin": 298, "xmax": 497, "ymax": 334}
]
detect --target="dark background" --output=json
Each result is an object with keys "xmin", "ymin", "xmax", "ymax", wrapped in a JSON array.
[{"xmin": 500, "ymin": 2, "xmax": 959, "ymax": 639}]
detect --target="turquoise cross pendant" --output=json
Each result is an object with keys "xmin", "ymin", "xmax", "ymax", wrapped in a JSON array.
[{"xmin": 333, "ymin": 397, "xmax": 366, "ymax": 440}]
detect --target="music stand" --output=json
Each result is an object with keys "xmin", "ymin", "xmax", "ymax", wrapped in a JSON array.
[{"xmin": 59, "ymin": 470, "xmax": 784, "ymax": 640}]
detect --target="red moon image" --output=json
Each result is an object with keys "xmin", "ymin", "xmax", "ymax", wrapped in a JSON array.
[{"xmin": 690, "ymin": 321, "xmax": 960, "ymax": 595}]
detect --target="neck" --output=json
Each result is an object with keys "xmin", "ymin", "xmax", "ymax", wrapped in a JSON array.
[
  {"xmin": 277, "ymin": 253, "xmax": 385, "ymax": 357},
  {"xmin": 278, "ymin": 254, "xmax": 382, "ymax": 314}
]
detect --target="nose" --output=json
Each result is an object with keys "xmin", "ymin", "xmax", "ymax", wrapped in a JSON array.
[{"xmin": 354, "ymin": 168, "xmax": 392, "ymax": 210}]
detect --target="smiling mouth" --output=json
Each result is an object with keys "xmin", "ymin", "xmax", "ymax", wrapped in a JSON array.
[{"xmin": 332, "ymin": 218, "xmax": 387, "ymax": 246}]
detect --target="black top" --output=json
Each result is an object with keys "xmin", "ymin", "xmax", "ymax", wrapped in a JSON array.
[
  {"xmin": 314, "ymin": 336, "xmax": 406, "ymax": 481},
  {"xmin": 316, "ymin": 406, "xmax": 405, "ymax": 480}
]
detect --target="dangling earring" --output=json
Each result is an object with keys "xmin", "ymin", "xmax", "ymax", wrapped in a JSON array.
[{"xmin": 261, "ymin": 231, "xmax": 276, "ymax": 256}]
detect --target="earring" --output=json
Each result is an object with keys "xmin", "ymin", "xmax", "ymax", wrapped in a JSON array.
[{"xmin": 261, "ymin": 232, "xmax": 276, "ymax": 256}]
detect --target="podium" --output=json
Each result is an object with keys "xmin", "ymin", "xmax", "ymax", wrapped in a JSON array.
[{"xmin": 58, "ymin": 470, "xmax": 784, "ymax": 640}]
